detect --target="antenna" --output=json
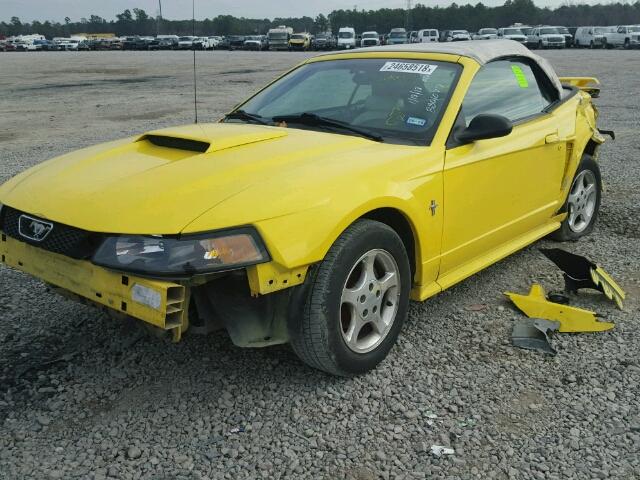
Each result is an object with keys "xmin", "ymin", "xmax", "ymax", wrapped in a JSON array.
[
  {"xmin": 192, "ymin": 0, "xmax": 198, "ymax": 124},
  {"xmin": 406, "ymin": 0, "xmax": 412, "ymax": 31},
  {"xmin": 157, "ymin": 0, "xmax": 163, "ymax": 36}
]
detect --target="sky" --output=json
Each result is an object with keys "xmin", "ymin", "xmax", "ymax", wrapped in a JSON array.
[{"xmin": 1, "ymin": 0, "xmax": 569, "ymax": 23}]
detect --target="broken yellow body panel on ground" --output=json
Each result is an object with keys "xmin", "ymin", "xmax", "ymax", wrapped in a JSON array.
[{"xmin": 505, "ymin": 284, "xmax": 614, "ymax": 333}]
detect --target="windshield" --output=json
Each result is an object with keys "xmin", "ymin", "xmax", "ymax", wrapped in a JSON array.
[
  {"xmin": 291, "ymin": 35, "xmax": 305, "ymax": 40},
  {"xmin": 363, "ymin": 33, "xmax": 377, "ymax": 38},
  {"xmin": 480, "ymin": 29, "xmax": 497, "ymax": 34},
  {"xmin": 629, "ymin": 26, "xmax": 640, "ymax": 32},
  {"xmin": 231, "ymin": 58, "xmax": 461, "ymax": 146},
  {"xmin": 269, "ymin": 33, "xmax": 288, "ymax": 39},
  {"xmin": 503, "ymin": 28, "xmax": 523, "ymax": 35},
  {"xmin": 556, "ymin": 27, "xmax": 570, "ymax": 34},
  {"xmin": 179, "ymin": 37, "xmax": 191, "ymax": 41},
  {"xmin": 540, "ymin": 28, "xmax": 559, "ymax": 34},
  {"xmin": 390, "ymin": 32, "xmax": 406, "ymax": 38},
  {"xmin": 338, "ymin": 32, "xmax": 354, "ymax": 38},
  {"xmin": 452, "ymin": 30, "xmax": 468, "ymax": 35}
]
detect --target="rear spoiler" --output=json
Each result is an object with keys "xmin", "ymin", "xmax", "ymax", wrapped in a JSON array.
[{"xmin": 559, "ymin": 77, "xmax": 600, "ymax": 98}]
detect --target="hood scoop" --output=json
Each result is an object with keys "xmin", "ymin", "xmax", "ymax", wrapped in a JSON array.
[
  {"xmin": 138, "ymin": 123, "xmax": 288, "ymax": 154},
  {"xmin": 143, "ymin": 134, "xmax": 210, "ymax": 153}
]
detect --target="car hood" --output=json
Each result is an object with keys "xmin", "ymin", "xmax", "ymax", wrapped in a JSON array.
[{"xmin": 0, "ymin": 123, "xmax": 422, "ymax": 235}]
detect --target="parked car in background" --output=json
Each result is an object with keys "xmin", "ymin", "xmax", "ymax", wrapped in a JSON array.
[
  {"xmin": 473, "ymin": 28, "xmax": 498, "ymax": 40},
  {"xmin": 337, "ymin": 27, "xmax": 357, "ymax": 49},
  {"xmin": 207, "ymin": 36, "xmax": 222, "ymax": 50},
  {"xmin": 268, "ymin": 25, "xmax": 293, "ymax": 51},
  {"xmin": 603, "ymin": 25, "xmax": 640, "ymax": 49},
  {"xmin": 443, "ymin": 30, "xmax": 471, "ymax": 42},
  {"xmin": 361, "ymin": 31, "xmax": 380, "ymax": 47},
  {"xmin": 551, "ymin": 26, "xmax": 573, "ymax": 47},
  {"xmin": 574, "ymin": 26, "xmax": 608, "ymax": 48},
  {"xmin": 59, "ymin": 38, "xmax": 81, "ymax": 51},
  {"xmin": 193, "ymin": 37, "xmax": 211, "ymax": 50},
  {"xmin": 387, "ymin": 28, "xmax": 408, "ymax": 45},
  {"xmin": 177, "ymin": 36, "xmax": 196, "ymax": 50},
  {"xmin": 217, "ymin": 36, "xmax": 230, "ymax": 50},
  {"xmin": 417, "ymin": 29, "xmax": 439, "ymax": 42},
  {"xmin": 518, "ymin": 26, "xmax": 534, "ymax": 46},
  {"xmin": 123, "ymin": 36, "xmax": 151, "ymax": 50},
  {"xmin": 497, "ymin": 27, "xmax": 527, "ymax": 44},
  {"xmin": 409, "ymin": 31, "xmax": 419, "ymax": 43},
  {"xmin": 150, "ymin": 35, "xmax": 178, "ymax": 50},
  {"xmin": 312, "ymin": 33, "xmax": 336, "ymax": 50},
  {"xmin": 227, "ymin": 35, "xmax": 246, "ymax": 51},
  {"xmin": 34, "ymin": 39, "xmax": 59, "ymax": 51},
  {"xmin": 244, "ymin": 35, "xmax": 268, "ymax": 51},
  {"xmin": 88, "ymin": 38, "xmax": 112, "ymax": 51},
  {"xmin": 527, "ymin": 27, "xmax": 565, "ymax": 49},
  {"xmin": 289, "ymin": 33, "xmax": 311, "ymax": 51}
]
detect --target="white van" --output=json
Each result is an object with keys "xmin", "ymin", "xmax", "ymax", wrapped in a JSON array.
[
  {"xmin": 337, "ymin": 27, "xmax": 356, "ymax": 49},
  {"xmin": 417, "ymin": 29, "xmax": 439, "ymax": 42},
  {"xmin": 574, "ymin": 26, "xmax": 609, "ymax": 48}
]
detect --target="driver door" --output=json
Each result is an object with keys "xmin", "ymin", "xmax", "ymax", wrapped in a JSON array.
[{"xmin": 437, "ymin": 59, "xmax": 567, "ymax": 288}]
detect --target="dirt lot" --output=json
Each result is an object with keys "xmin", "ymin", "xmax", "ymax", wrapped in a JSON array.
[{"xmin": 0, "ymin": 50, "xmax": 639, "ymax": 480}]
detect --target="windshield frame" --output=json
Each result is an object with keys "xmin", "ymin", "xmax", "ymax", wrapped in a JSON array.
[{"xmin": 226, "ymin": 57, "xmax": 463, "ymax": 146}]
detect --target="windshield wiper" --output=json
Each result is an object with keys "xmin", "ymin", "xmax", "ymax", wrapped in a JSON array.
[
  {"xmin": 224, "ymin": 109, "xmax": 270, "ymax": 125},
  {"xmin": 272, "ymin": 112, "xmax": 383, "ymax": 142}
]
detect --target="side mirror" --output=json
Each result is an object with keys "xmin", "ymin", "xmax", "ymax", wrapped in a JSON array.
[{"xmin": 456, "ymin": 114, "xmax": 513, "ymax": 143}]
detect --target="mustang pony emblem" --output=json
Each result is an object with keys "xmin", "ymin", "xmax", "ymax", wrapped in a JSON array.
[{"xmin": 18, "ymin": 215, "xmax": 53, "ymax": 242}]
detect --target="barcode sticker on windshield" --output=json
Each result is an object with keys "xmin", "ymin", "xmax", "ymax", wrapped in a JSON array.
[{"xmin": 380, "ymin": 62, "xmax": 438, "ymax": 75}]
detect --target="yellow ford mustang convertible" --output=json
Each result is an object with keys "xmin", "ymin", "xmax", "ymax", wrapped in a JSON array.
[{"xmin": 0, "ymin": 41, "xmax": 608, "ymax": 375}]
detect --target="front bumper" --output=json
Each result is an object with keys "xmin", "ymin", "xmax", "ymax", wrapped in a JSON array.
[{"xmin": 0, "ymin": 232, "xmax": 189, "ymax": 339}]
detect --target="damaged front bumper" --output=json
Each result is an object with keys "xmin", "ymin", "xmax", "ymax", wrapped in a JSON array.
[{"xmin": 0, "ymin": 232, "xmax": 190, "ymax": 340}]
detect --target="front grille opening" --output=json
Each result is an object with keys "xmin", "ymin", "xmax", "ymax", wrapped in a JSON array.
[
  {"xmin": 143, "ymin": 135, "xmax": 210, "ymax": 153},
  {"xmin": 1, "ymin": 206, "xmax": 103, "ymax": 260}
]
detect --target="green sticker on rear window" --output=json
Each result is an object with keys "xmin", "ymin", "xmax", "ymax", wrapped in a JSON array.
[{"xmin": 511, "ymin": 65, "xmax": 529, "ymax": 88}]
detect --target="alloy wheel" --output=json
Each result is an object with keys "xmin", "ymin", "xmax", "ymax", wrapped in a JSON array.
[
  {"xmin": 339, "ymin": 249, "xmax": 401, "ymax": 354},
  {"xmin": 567, "ymin": 170, "xmax": 597, "ymax": 233}
]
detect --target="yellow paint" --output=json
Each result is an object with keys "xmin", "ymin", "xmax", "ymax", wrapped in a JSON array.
[
  {"xmin": 505, "ymin": 284, "xmax": 614, "ymax": 333},
  {"xmin": 591, "ymin": 267, "xmax": 626, "ymax": 310},
  {"xmin": 0, "ymin": 50, "xmax": 602, "ymax": 309},
  {"xmin": 289, "ymin": 33, "xmax": 311, "ymax": 50}
]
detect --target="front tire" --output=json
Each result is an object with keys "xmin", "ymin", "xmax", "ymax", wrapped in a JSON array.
[
  {"xmin": 290, "ymin": 220, "xmax": 411, "ymax": 376},
  {"xmin": 551, "ymin": 155, "xmax": 601, "ymax": 241}
]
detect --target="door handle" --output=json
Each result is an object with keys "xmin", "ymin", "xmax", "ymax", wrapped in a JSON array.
[{"xmin": 545, "ymin": 133, "xmax": 560, "ymax": 144}]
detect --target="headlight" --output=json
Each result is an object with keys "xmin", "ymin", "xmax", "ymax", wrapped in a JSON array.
[{"xmin": 92, "ymin": 227, "xmax": 269, "ymax": 277}]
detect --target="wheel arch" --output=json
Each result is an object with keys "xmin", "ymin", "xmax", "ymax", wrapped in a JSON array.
[
  {"xmin": 583, "ymin": 138, "xmax": 600, "ymax": 158},
  {"xmin": 360, "ymin": 207, "xmax": 419, "ymax": 280}
]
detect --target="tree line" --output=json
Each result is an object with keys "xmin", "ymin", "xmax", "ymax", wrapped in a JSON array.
[{"xmin": 2, "ymin": 0, "xmax": 640, "ymax": 38}]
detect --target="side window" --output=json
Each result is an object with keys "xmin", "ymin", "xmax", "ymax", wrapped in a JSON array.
[{"xmin": 461, "ymin": 60, "xmax": 553, "ymax": 126}]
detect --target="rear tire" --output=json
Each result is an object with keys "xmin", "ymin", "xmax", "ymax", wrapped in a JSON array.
[
  {"xmin": 551, "ymin": 155, "xmax": 601, "ymax": 242},
  {"xmin": 289, "ymin": 220, "xmax": 411, "ymax": 376}
]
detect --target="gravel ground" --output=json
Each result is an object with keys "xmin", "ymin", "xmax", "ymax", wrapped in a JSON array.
[{"xmin": 0, "ymin": 50, "xmax": 639, "ymax": 480}]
